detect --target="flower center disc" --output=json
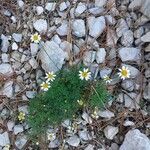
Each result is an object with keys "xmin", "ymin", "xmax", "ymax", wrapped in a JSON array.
[{"xmin": 122, "ymin": 70, "xmax": 127, "ymax": 76}]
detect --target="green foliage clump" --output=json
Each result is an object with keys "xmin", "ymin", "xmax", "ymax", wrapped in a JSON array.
[{"xmin": 28, "ymin": 66, "xmax": 109, "ymax": 137}]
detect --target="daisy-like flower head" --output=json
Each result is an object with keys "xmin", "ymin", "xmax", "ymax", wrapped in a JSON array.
[
  {"xmin": 31, "ymin": 33, "xmax": 41, "ymax": 43},
  {"xmin": 18, "ymin": 111, "xmax": 25, "ymax": 122},
  {"xmin": 103, "ymin": 75, "xmax": 112, "ymax": 84},
  {"xmin": 79, "ymin": 68, "xmax": 91, "ymax": 81},
  {"xmin": 47, "ymin": 132, "xmax": 56, "ymax": 141},
  {"xmin": 40, "ymin": 81, "xmax": 50, "ymax": 91},
  {"xmin": 118, "ymin": 66, "xmax": 130, "ymax": 80},
  {"xmin": 45, "ymin": 71, "xmax": 56, "ymax": 82},
  {"xmin": 3, "ymin": 144, "xmax": 10, "ymax": 150}
]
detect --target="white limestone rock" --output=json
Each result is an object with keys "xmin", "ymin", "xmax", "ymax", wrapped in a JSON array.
[
  {"xmin": 119, "ymin": 47, "xmax": 141, "ymax": 63},
  {"xmin": 141, "ymin": 31, "xmax": 150, "ymax": 42},
  {"xmin": 0, "ymin": 132, "xmax": 10, "ymax": 147},
  {"xmin": 67, "ymin": 135, "xmax": 80, "ymax": 147},
  {"xmin": 33, "ymin": 19, "xmax": 47, "ymax": 33},
  {"xmin": 95, "ymin": 0, "xmax": 107, "ymax": 7},
  {"xmin": 98, "ymin": 110, "xmax": 115, "ymax": 119},
  {"xmin": 38, "ymin": 41, "xmax": 66, "ymax": 72},
  {"xmin": 96, "ymin": 48, "xmax": 106, "ymax": 63},
  {"xmin": 75, "ymin": 2, "xmax": 86, "ymax": 16},
  {"xmin": 0, "ymin": 63, "xmax": 13, "ymax": 75},
  {"xmin": 36, "ymin": 6, "xmax": 44, "ymax": 15},
  {"xmin": 56, "ymin": 21, "xmax": 68, "ymax": 36},
  {"xmin": 72, "ymin": 19, "xmax": 86, "ymax": 37},
  {"xmin": 1, "ymin": 34, "xmax": 10, "ymax": 52},
  {"xmin": 88, "ymin": 16, "xmax": 106, "ymax": 38},
  {"xmin": 120, "ymin": 129, "xmax": 150, "ymax": 150},
  {"xmin": 104, "ymin": 126, "xmax": 119, "ymax": 140},
  {"xmin": 45, "ymin": 3, "xmax": 56, "ymax": 11}
]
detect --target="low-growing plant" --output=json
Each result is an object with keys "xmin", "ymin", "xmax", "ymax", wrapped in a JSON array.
[{"xmin": 28, "ymin": 65, "xmax": 109, "ymax": 137}]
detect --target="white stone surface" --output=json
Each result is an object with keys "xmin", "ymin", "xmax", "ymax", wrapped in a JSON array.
[
  {"xmin": 67, "ymin": 135, "xmax": 80, "ymax": 147},
  {"xmin": 88, "ymin": 16, "xmax": 106, "ymax": 38},
  {"xmin": 0, "ymin": 63, "xmax": 13, "ymax": 75},
  {"xmin": 75, "ymin": 2, "xmax": 86, "ymax": 16},
  {"xmin": 45, "ymin": 3, "xmax": 56, "ymax": 11},
  {"xmin": 119, "ymin": 47, "xmax": 141, "ymax": 62},
  {"xmin": 0, "ymin": 132, "xmax": 10, "ymax": 147},
  {"xmin": 72, "ymin": 19, "xmax": 86, "ymax": 37},
  {"xmin": 120, "ymin": 129, "xmax": 150, "ymax": 150},
  {"xmin": 98, "ymin": 110, "xmax": 115, "ymax": 119},
  {"xmin": 104, "ymin": 126, "xmax": 119, "ymax": 140},
  {"xmin": 36, "ymin": 6, "xmax": 44, "ymax": 15},
  {"xmin": 33, "ymin": 19, "xmax": 47, "ymax": 33},
  {"xmin": 39, "ymin": 41, "xmax": 66, "ymax": 72},
  {"xmin": 96, "ymin": 48, "xmax": 106, "ymax": 63},
  {"xmin": 141, "ymin": 32, "xmax": 150, "ymax": 42},
  {"xmin": 2, "ymin": 81, "xmax": 13, "ymax": 98}
]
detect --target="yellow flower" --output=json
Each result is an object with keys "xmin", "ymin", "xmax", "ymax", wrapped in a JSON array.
[
  {"xmin": 31, "ymin": 33, "xmax": 41, "ymax": 43},
  {"xmin": 3, "ymin": 144, "xmax": 10, "ymax": 150},
  {"xmin": 45, "ymin": 72, "xmax": 56, "ymax": 82},
  {"xmin": 77, "ymin": 99, "xmax": 84, "ymax": 106},
  {"xmin": 103, "ymin": 75, "xmax": 112, "ymax": 84},
  {"xmin": 118, "ymin": 66, "xmax": 130, "ymax": 80},
  {"xmin": 40, "ymin": 81, "xmax": 50, "ymax": 91},
  {"xmin": 91, "ymin": 107, "xmax": 99, "ymax": 119},
  {"xmin": 18, "ymin": 112, "xmax": 25, "ymax": 122},
  {"xmin": 79, "ymin": 68, "xmax": 91, "ymax": 81},
  {"xmin": 47, "ymin": 132, "xmax": 56, "ymax": 141}
]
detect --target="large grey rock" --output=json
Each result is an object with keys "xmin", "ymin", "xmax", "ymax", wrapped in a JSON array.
[
  {"xmin": 14, "ymin": 125, "xmax": 24, "ymax": 135},
  {"xmin": 98, "ymin": 110, "xmax": 114, "ymax": 119},
  {"xmin": 0, "ymin": 132, "xmax": 10, "ymax": 147},
  {"xmin": 121, "ymin": 80, "xmax": 134, "ymax": 92},
  {"xmin": 121, "ymin": 30, "xmax": 133, "ymax": 46},
  {"xmin": 124, "ymin": 92, "xmax": 140, "ymax": 109},
  {"xmin": 30, "ymin": 43, "xmax": 39, "ymax": 56},
  {"xmin": 78, "ymin": 130, "xmax": 92, "ymax": 141},
  {"xmin": 33, "ymin": 19, "xmax": 47, "ymax": 33},
  {"xmin": 95, "ymin": 0, "xmax": 107, "ymax": 7},
  {"xmin": 1, "ymin": 34, "xmax": 9, "ymax": 52},
  {"xmin": 49, "ymin": 139, "xmax": 60, "ymax": 148},
  {"xmin": 15, "ymin": 135, "xmax": 27, "ymax": 150},
  {"xmin": 100, "ymin": 67, "xmax": 112, "ymax": 78},
  {"xmin": 104, "ymin": 126, "xmax": 119, "ymax": 140},
  {"xmin": 129, "ymin": 0, "xmax": 150, "ymax": 18},
  {"xmin": 36, "ymin": 6, "xmax": 44, "ymax": 15},
  {"xmin": 56, "ymin": 21, "xmax": 68, "ymax": 36},
  {"xmin": 119, "ymin": 47, "xmax": 141, "ymax": 62},
  {"xmin": 120, "ymin": 129, "xmax": 150, "ymax": 150},
  {"xmin": 140, "ymin": 0, "xmax": 150, "ymax": 18},
  {"xmin": 96, "ymin": 48, "xmax": 106, "ymax": 63},
  {"xmin": 12, "ymin": 33, "xmax": 22, "ymax": 42},
  {"xmin": 88, "ymin": 16, "xmax": 106, "ymax": 38},
  {"xmin": 0, "ymin": 63, "xmax": 13, "ymax": 75},
  {"xmin": 39, "ymin": 41, "xmax": 66, "ymax": 72},
  {"xmin": 67, "ymin": 135, "xmax": 80, "ymax": 147},
  {"xmin": 141, "ymin": 32, "xmax": 150, "ymax": 42},
  {"xmin": 45, "ymin": 3, "xmax": 56, "ymax": 11},
  {"xmin": 2, "ymin": 81, "xmax": 13, "ymax": 98},
  {"xmin": 83, "ymin": 51, "xmax": 96, "ymax": 65},
  {"xmin": 116, "ymin": 19, "xmax": 128, "ymax": 38},
  {"xmin": 72, "ymin": 19, "xmax": 86, "ymax": 37},
  {"xmin": 143, "ymin": 83, "xmax": 150, "ymax": 102},
  {"xmin": 75, "ymin": 2, "xmax": 86, "ymax": 16}
]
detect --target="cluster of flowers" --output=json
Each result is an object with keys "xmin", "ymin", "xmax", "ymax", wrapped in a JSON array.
[{"xmin": 30, "ymin": 32, "xmax": 130, "ymax": 86}]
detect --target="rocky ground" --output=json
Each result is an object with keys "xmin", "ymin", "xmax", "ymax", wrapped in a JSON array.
[{"xmin": 0, "ymin": 0, "xmax": 150, "ymax": 149}]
